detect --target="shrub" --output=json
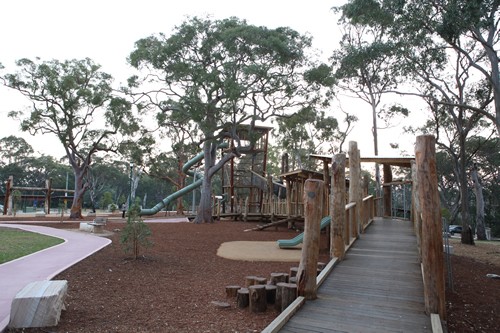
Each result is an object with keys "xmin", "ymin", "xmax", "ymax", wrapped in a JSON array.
[{"xmin": 120, "ymin": 204, "xmax": 153, "ymax": 259}]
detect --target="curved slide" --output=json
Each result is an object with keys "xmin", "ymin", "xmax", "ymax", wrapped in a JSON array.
[
  {"xmin": 140, "ymin": 142, "xmax": 229, "ymax": 216},
  {"xmin": 277, "ymin": 216, "xmax": 331, "ymax": 248}
]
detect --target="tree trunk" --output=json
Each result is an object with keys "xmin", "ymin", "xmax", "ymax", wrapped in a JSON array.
[
  {"xmin": 195, "ymin": 141, "xmax": 215, "ymax": 223},
  {"xmin": 458, "ymin": 135, "xmax": 472, "ymax": 244},
  {"xmin": 69, "ymin": 170, "xmax": 86, "ymax": 219},
  {"xmin": 471, "ymin": 163, "xmax": 486, "ymax": 240}
]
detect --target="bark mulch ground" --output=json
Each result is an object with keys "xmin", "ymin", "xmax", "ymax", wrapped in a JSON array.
[{"xmin": 4, "ymin": 216, "xmax": 500, "ymax": 333}]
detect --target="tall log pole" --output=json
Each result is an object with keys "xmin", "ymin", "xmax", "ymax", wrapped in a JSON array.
[
  {"xmin": 45, "ymin": 178, "xmax": 52, "ymax": 215},
  {"xmin": 383, "ymin": 164, "xmax": 393, "ymax": 216},
  {"xmin": 349, "ymin": 141, "xmax": 361, "ymax": 237},
  {"xmin": 331, "ymin": 153, "xmax": 346, "ymax": 260},
  {"xmin": 411, "ymin": 161, "xmax": 422, "ymax": 262},
  {"xmin": 7, "ymin": 175, "xmax": 13, "ymax": 215},
  {"xmin": 296, "ymin": 179, "xmax": 323, "ymax": 300},
  {"xmin": 415, "ymin": 135, "xmax": 446, "ymax": 319}
]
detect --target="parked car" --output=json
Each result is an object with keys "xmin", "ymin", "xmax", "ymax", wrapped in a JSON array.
[{"xmin": 449, "ymin": 225, "xmax": 462, "ymax": 235}]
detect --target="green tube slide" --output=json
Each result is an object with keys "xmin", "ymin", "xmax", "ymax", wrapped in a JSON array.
[
  {"xmin": 140, "ymin": 143, "xmax": 228, "ymax": 216},
  {"xmin": 277, "ymin": 216, "xmax": 332, "ymax": 248}
]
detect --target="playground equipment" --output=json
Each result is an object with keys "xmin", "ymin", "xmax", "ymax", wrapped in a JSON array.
[
  {"xmin": 2, "ymin": 176, "xmax": 74, "ymax": 215},
  {"xmin": 139, "ymin": 147, "xmax": 209, "ymax": 216},
  {"xmin": 277, "ymin": 216, "xmax": 331, "ymax": 248},
  {"xmin": 140, "ymin": 124, "xmax": 273, "ymax": 218}
]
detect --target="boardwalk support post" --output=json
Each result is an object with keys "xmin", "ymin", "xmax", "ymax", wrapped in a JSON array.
[
  {"xmin": 331, "ymin": 153, "xmax": 346, "ymax": 260},
  {"xmin": 411, "ymin": 160, "xmax": 423, "ymax": 262},
  {"xmin": 415, "ymin": 135, "xmax": 446, "ymax": 320},
  {"xmin": 349, "ymin": 141, "xmax": 361, "ymax": 237},
  {"xmin": 296, "ymin": 179, "xmax": 323, "ymax": 300}
]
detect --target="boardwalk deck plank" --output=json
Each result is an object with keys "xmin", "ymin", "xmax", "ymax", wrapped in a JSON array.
[{"xmin": 278, "ymin": 217, "xmax": 432, "ymax": 332}]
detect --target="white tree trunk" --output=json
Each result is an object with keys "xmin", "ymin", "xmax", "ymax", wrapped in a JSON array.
[{"xmin": 471, "ymin": 163, "xmax": 486, "ymax": 240}]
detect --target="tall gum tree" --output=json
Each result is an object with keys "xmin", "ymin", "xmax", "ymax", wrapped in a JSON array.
[
  {"xmin": 2, "ymin": 58, "xmax": 138, "ymax": 218},
  {"xmin": 128, "ymin": 16, "xmax": 332, "ymax": 223},
  {"xmin": 338, "ymin": 0, "xmax": 499, "ymax": 244},
  {"xmin": 332, "ymin": 2, "xmax": 407, "ymax": 199}
]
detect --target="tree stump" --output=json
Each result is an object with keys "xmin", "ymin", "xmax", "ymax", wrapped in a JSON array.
[
  {"xmin": 265, "ymin": 284, "xmax": 277, "ymax": 304},
  {"xmin": 225, "ymin": 285, "xmax": 241, "ymax": 298},
  {"xmin": 245, "ymin": 275, "xmax": 257, "ymax": 287},
  {"xmin": 269, "ymin": 272, "xmax": 288, "ymax": 285},
  {"xmin": 249, "ymin": 285, "xmax": 267, "ymax": 313},
  {"xmin": 289, "ymin": 267, "xmax": 298, "ymax": 278},
  {"xmin": 236, "ymin": 288, "xmax": 249, "ymax": 308},
  {"xmin": 289, "ymin": 276, "xmax": 297, "ymax": 284},
  {"xmin": 275, "ymin": 282, "xmax": 297, "ymax": 312},
  {"xmin": 255, "ymin": 277, "xmax": 267, "ymax": 285}
]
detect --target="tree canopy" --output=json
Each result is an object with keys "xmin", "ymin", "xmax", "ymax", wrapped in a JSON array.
[
  {"xmin": 2, "ymin": 58, "xmax": 138, "ymax": 218},
  {"xmin": 128, "ymin": 16, "xmax": 333, "ymax": 222}
]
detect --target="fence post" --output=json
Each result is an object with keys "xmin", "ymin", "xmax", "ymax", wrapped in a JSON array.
[
  {"xmin": 411, "ymin": 161, "xmax": 422, "ymax": 262},
  {"xmin": 415, "ymin": 135, "xmax": 446, "ymax": 320},
  {"xmin": 331, "ymin": 153, "xmax": 346, "ymax": 260},
  {"xmin": 296, "ymin": 179, "xmax": 323, "ymax": 300},
  {"xmin": 349, "ymin": 141, "xmax": 361, "ymax": 237}
]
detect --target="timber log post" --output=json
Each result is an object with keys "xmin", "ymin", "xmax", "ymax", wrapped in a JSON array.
[
  {"xmin": 411, "ymin": 160, "xmax": 423, "ymax": 262},
  {"xmin": 349, "ymin": 141, "xmax": 361, "ymax": 237},
  {"xmin": 249, "ymin": 285, "xmax": 267, "ymax": 313},
  {"xmin": 383, "ymin": 163, "xmax": 393, "ymax": 216},
  {"xmin": 296, "ymin": 179, "xmax": 323, "ymax": 300},
  {"xmin": 331, "ymin": 153, "xmax": 346, "ymax": 260},
  {"xmin": 415, "ymin": 135, "xmax": 446, "ymax": 320}
]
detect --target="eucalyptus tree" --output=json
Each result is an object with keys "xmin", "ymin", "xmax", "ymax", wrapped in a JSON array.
[
  {"xmin": 340, "ymin": 0, "xmax": 499, "ymax": 135},
  {"xmin": 2, "ymin": 58, "xmax": 138, "ymax": 218},
  {"xmin": 467, "ymin": 136, "xmax": 500, "ymax": 239},
  {"xmin": 332, "ymin": 1, "xmax": 406, "ymax": 197},
  {"xmin": 128, "ymin": 16, "xmax": 331, "ymax": 223},
  {"xmin": 338, "ymin": 0, "xmax": 499, "ymax": 244},
  {"xmin": 0, "ymin": 136, "xmax": 34, "ymax": 166},
  {"xmin": 276, "ymin": 107, "xmax": 338, "ymax": 170}
]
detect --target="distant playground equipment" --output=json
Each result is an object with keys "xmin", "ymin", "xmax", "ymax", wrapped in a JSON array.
[
  {"xmin": 1, "ymin": 176, "xmax": 74, "ymax": 216},
  {"xmin": 139, "ymin": 143, "xmax": 225, "ymax": 216},
  {"xmin": 139, "ymin": 121, "xmax": 415, "ymax": 226},
  {"xmin": 277, "ymin": 216, "xmax": 331, "ymax": 248},
  {"xmin": 140, "ymin": 125, "xmax": 277, "ymax": 219}
]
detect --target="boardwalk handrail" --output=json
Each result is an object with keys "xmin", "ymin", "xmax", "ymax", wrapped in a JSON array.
[{"xmin": 362, "ymin": 195, "xmax": 375, "ymax": 231}]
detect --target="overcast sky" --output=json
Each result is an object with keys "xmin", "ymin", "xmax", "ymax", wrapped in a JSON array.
[{"xmin": 0, "ymin": 0, "xmax": 421, "ymax": 159}]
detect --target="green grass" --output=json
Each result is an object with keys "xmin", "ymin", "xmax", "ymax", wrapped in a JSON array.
[{"xmin": 0, "ymin": 227, "xmax": 64, "ymax": 264}]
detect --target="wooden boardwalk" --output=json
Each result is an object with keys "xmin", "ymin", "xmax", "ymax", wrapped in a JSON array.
[{"xmin": 279, "ymin": 217, "xmax": 432, "ymax": 333}]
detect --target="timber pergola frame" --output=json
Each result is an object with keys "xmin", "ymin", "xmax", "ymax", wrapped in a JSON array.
[
  {"xmin": 310, "ymin": 154, "xmax": 415, "ymax": 217},
  {"xmin": 2, "ymin": 175, "xmax": 75, "ymax": 216}
]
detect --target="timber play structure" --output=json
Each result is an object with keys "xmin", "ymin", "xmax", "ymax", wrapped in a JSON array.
[
  {"xmin": 1, "ymin": 176, "xmax": 74, "ymax": 216},
  {"xmin": 258, "ymin": 135, "xmax": 446, "ymax": 332},
  {"xmin": 218, "ymin": 135, "xmax": 446, "ymax": 332},
  {"xmin": 139, "ymin": 124, "xmax": 273, "ymax": 217},
  {"xmin": 140, "ymin": 122, "xmax": 412, "ymax": 224}
]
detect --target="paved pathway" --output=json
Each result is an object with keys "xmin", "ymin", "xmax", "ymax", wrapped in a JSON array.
[{"xmin": 0, "ymin": 224, "xmax": 111, "ymax": 332}]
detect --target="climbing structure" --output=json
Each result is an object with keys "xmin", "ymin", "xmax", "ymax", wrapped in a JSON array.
[{"xmin": 221, "ymin": 124, "xmax": 271, "ymax": 215}]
